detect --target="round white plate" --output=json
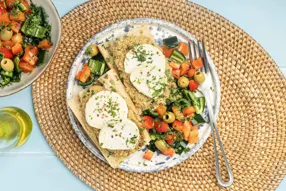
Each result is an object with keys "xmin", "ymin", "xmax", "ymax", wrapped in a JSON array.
[{"xmin": 66, "ymin": 19, "xmax": 220, "ymax": 172}]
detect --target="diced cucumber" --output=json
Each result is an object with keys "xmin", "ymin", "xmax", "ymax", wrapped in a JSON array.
[
  {"xmin": 197, "ymin": 97, "xmax": 205, "ymax": 114},
  {"xmin": 142, "ymin": 109, "xmax": 159, "ymax": 117},
  {"xmin": 0, "ymin": 77, "xmax": 10, "ymax": 86},
  {"xmin": 0, "ymin": 71, "xmax": 13, "ymax": 78},
  {"xmin": 37, "ymin": 49, "xmax": 46, "ymax": 65},
  {"xmin": 78, "ymin": 75, "xmax": 95, "ymax": 86},
  {"xmin": 170, "ymin": 50, "xmax": 185, "ymax": 64},
  {"xmin": 192, "ymin": 114, "xmax": 206, "ymax": 124},
  {"xmin": 163, "ymin": 36, "xmax": 178, "ymax": 49},
  {"xmin": 17, "ymin": 3, "xmax": 27, "ymax": 11},
  {"xmin": 13, "ymin": 56, "xmax": 21, "ymax": 72}
]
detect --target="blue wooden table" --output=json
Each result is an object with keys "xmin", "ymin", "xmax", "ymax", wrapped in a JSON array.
[{"xmin": 0, "ymin": 0, "xmax": 285, "ymax": 190}]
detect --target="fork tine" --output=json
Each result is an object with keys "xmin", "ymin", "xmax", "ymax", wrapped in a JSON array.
[
  {"xmin": 197, "ymin": 40, "xmax": 206, "ymax": 73},
  {"xmin": 192, "ymin": 40, "xmax": 198, "ymax": 60},
  {"xmin": 188, "ymin": 41, "xmax": 194, "ymax": 61},
  {"xmin": 201, "ymin": 40, "xmax": 210, "ymax": 74}
]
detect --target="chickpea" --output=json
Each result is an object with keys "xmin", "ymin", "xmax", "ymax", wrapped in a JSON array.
[
  {"xmin": 163, "ymin": 112, "xmax": 176, "ymax": 124},
  {"xmin": 85, "ymin": 44, "xmax": 98, "ymax": 57},
  {"xmin": 194, "ymin": 71, "xmax": 205, "ymax": 84},
  {"xmin": 1, "ymin": 58, "xmax": 14, "ymax": 72},
  {"xmin": 11, "ymin": 33, "xmax": 23, "ymax": 44},
  {"xmin": 178, "ymin": 76, "xmax": 189, "ymax": 88},
  {"xmin": 0, "ymin": 27, "xmax": 13, "ymax": 41}
]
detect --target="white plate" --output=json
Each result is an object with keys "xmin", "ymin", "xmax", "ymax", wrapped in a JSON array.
[{"xmin": 66, "ymin": 19, "xmax": 220, "ymax": 172}]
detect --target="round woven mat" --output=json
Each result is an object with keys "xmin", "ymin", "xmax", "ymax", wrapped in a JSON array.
[{"xmin": 32, "ymin": 0, "xmax": 286, "ymax": 190}]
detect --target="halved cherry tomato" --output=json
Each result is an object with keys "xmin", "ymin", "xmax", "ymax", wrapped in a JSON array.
[
  {"xmin": 169, "ymin": 62, "xmax": 180, "ymax": 70},
  {"xmin": 2, "ymin": 40, "xmax": 14, "ymax": 49},
  {"xmin": 188, "ymin": 68, "xmax": 196, "ymax": 78},
  {"xmin": 156, "ymin": 104, "xmax": 167, "ymax": 116},
  {"xmin": 162, "ymin": 44, "xmax": 175, "ymax": 58},
  {"xmin": 165, "ymin": 134, "xmax": 175, "ymax": 145},
  {"xmin": 162, "ymin": 147, "xmax": 175, "ymax": 157},
  {"xmin": 172, "ymin": 69, "xmax": 180, "ymax": 79},
  {"xmin": 0, "ymin": 47, "xmax": 13, "ymax": 59},
  {"xmin": 19, "ymin": 61, "xmax": 34, "ymax": 73},
  {"xmin": 143, "ymin": 149, "xmax": 154, "ymax": 161},
  {"xmin": 180, "ymin": 62, "xmax": 189, "ymax": 76},
  {"xmin": 141, "ymin": 116, "xmax": 154, "ymax": 130},
  {"xmin": 178, "ymin": 42, "xmax": 189, "ymax": 56},
  {"xmin": 192, "ymin": 57, "xmax": 203, "ymax": 70},
  {"xmin": 172, "ymin": 120, "xmax": 184, "ymax": 131},
  {"xmin": 0, "ymin": 2, "xmax": 7, "ymax": 15},
  {"xmin": 38, "ymin": 39, "xmax": 53, "ymax": 49},
  {"xmin": 155, "ymin": 121, "xmax": 169, "ymax": 133},
  {"xmin": 182, "ymin": 106, "xmax": 196, "ymax": 117},
  {"xmin": 189, "ymin": 80, "xmax": 199, "ymax": 91}
]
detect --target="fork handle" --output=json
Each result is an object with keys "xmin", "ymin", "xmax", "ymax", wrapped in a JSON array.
[{"xmin": 205, "ymin": 94, "xmax": 234, "ymax": 187}]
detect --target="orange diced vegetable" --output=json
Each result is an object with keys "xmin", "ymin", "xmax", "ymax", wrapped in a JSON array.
[
  {"xmin": 11, "ymin": 21, "xmax": 21, "ymax": 33},
  {"xmin": 23, "ymin": 46, "xmax": 38, "ymax": 66},
  {"xmin": 25, "ymin": 45, "xmax": 39, "ymax": 55},
  {"xmin": 141, "ymin": 116, "xmax": 154, "ymax": 130},
  {"xmin": 143, "ymin": 149, "xmax": 154, "ymax": 161},
  {"xmin": 0, "ymin": 13, "xmax": 10, "ymax": 26},
  {"xmin": 172, "ymin": 120, "xmax": 184, "ymax": 131},
  {"xmin": 178, "ymin": 42, "xmax": 189, "ymax": 56},
  {"xmin": 169, "ymin": 62, "xmax": 180, "ymax": 70},
  {"xmin": 162, "ymin": 147, "xmax": 175, "ymax": 157},
  {"xmin": 172, "ymin": 69, "xmax": 180, "ymax": 79},
  {"xmin": 76, "ymin": 64, "xmax": 91, "ymax": 83},
  {"xmin": 180, "ymin": 62, "xmax": 189, "ymax": 76},
  {"xmin": 192, "ymin": 57, "xmax": 203, "ymax": 70},
  {"xmin": 162, "ymin": 44, "xmax": 175, "ymax": 58},
  {"xmin": 12, "ymin": 43, "xmax": 23, "ymax": 55},
  {"xmin": 19, "ymin": 61, "xmax": 34, "ymax": 73},
  {"xmin": 10, "ymin": 11, "xmax": 26, "ymax": 22},
  {"xmin": 187, "ymin": 68, "xmax": 196, "ymax": 78},
  {"xmin": 188, "ymin": 129, "xmax": 199, "ymax": 144},
  {"xmin": 182, "ymin": 106, "xmax": 196, "ymax": 117},
  {"xmin": 192, "ymin": 124, "xmax": 199, "ymax": 131},
  {"xmin": 183, "ymin": 121, "xmax": 192, "ymax": 140},
  {"xmin": 38, "ymin": 39, "xmax": 53, "ymax": 49},
  {"xmin": 156, "ymin": 104, "xmax": 167, "ymax": 116}
]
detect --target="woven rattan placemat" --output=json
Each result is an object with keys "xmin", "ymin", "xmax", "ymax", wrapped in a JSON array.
[{"xmin": 32, "ymin": 0, "xmax": 286, "ymax": 190}]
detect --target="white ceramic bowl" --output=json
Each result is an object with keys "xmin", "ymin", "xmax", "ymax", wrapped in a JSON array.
[{"xmin": 0, "ymin": 0, "xmax": 61, "ymax": 97}]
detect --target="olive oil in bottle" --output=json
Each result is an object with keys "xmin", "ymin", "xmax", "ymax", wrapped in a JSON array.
[{"xmin": 0, "ymin": 107, "xmax": 32, "ymax": 150}]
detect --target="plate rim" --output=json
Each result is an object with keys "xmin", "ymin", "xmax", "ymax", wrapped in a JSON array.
[{"xmin": 66, "ymin": 18, "xmax": 221, "ymax": 172}]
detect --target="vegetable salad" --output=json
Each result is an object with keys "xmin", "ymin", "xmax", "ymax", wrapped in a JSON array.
[
  {"xmin": 0, "ymin": 0, "xmax": 52, "ymax": 88},
  {"xmin": 142, "ymin": 36, "xmax": 207, "ymax": 161}
]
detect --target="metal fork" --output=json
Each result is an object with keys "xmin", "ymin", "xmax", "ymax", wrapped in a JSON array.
[{"xmin": 188, "ymin": 40, "xmax": 234, "ymax": 187}]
